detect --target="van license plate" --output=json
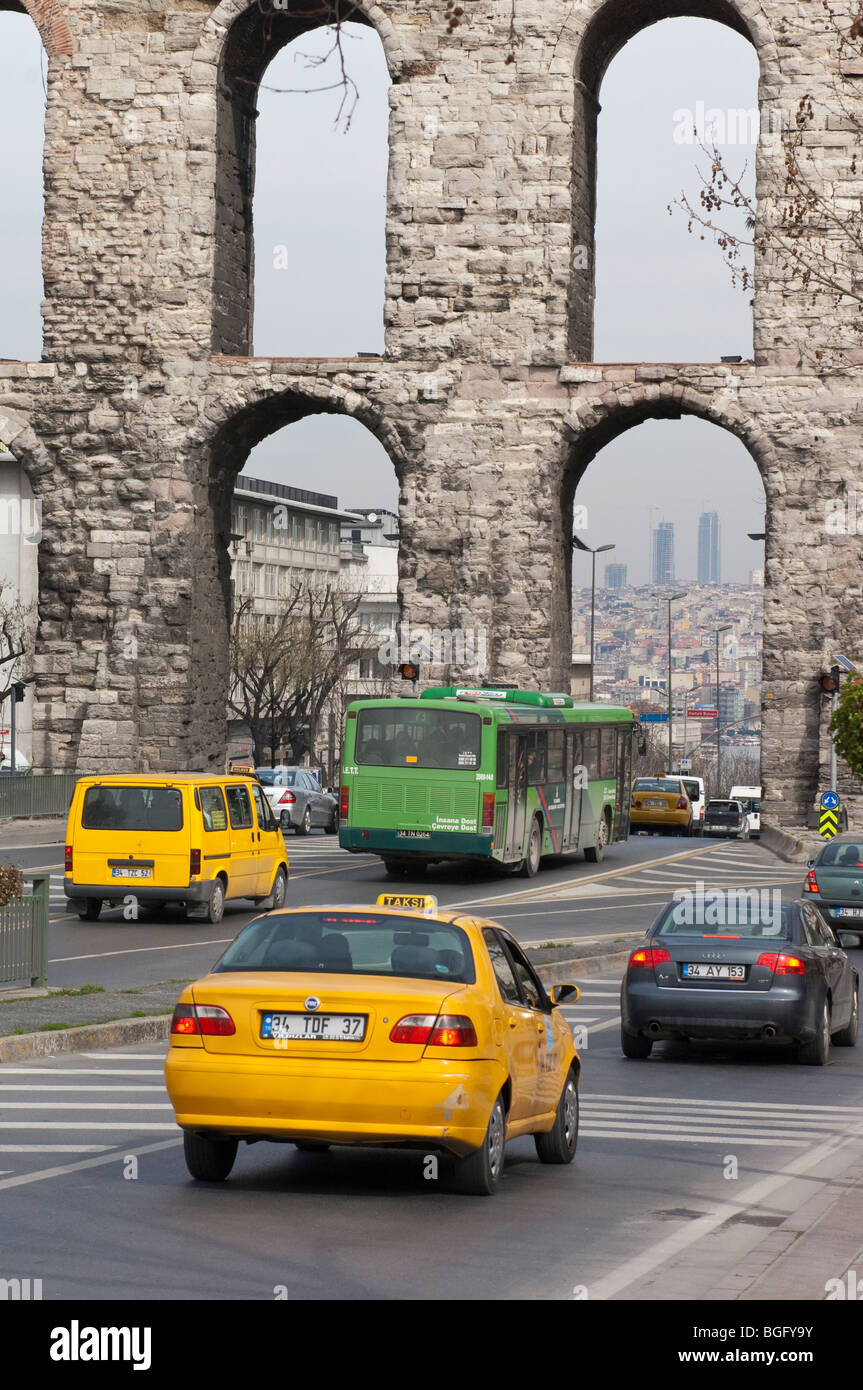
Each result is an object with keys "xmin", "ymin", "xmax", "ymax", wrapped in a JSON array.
[{"xmin": 111, "ymin": 866, "xmax": 152, "ymax": 879}]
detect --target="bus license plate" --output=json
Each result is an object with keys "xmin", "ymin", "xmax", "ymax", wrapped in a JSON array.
[
  {"xmin": 260, "ymin": 1013, "xmax": 366, "ymax": 1041},
  {"xmin": 682, "ymin": 963, "xmax": 745, "ymax": 980}
]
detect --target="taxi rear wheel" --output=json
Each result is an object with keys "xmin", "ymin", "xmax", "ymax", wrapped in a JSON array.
[
  {"xmin": 534, "ymin": 1070, "xmax": 579, "ymax": 1164},
  {"xmin": 453, "ymin": 1094, "xmax": 506, "ymax": 1196},
  {"xmin": 183, "ymin": 1132, "xmax": 238, "ymax": 1182}
]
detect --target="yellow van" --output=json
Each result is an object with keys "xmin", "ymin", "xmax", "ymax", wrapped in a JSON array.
[{"xmin": 64, "ymin": 774, "xmax": 289, "ymax": 924}]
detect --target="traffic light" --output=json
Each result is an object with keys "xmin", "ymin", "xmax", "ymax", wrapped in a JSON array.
[
  {"xmin": 396, "ymin": 661, "xmax": 420, "ymax": 682},
  {"xmin": 11, "ymin": 683, "xmax": 25, "ymax": 703},
  {"xmin": 819, "ymin": 666, "xmax": 841, "ymax": 695}
]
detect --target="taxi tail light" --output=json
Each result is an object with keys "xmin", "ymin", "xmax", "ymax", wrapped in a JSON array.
[
  {"xmin": 340, "ymin": 785, "xmax": 350, "ymax": 821},
  {"xmin": 633, "ymin": 799, "xmax": 642, "ymax": 809},
  {"xmin": 190, "ymin": 848, "xmax": 201, "ymax": 876},
  {"xmin": 757, "ymin": 952, "xmax": 806, "ymax": 976},
  {"xmin": 278, "ymin": 791, "xmax": 296, "ymax": 805},
  {"xmin": 482, "ymin": 792, "xmax": 495, "ymax": 830},
  {"xmin": 170, "ymin": 1003, "xmax": 235, "ymax": 1036},
  {"xmin": 629, "ymin": 947, "xmax": 671, "ymax": 970},
  {"xmin": 805, "ymin": 869, "xmax": 819, "ymax": 893},
  {"xmin": 677, "ymin": 797, "xmax": 688, "ymax": 810},
  {"xmin": 65, "ymin": 845, "xmax": 72, "ymax": 872},
  {"xmin": 390, "ymin": 1014, "xmax": 478, "ymax": 1046}
]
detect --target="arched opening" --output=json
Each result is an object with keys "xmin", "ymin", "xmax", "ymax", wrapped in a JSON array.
[
  {"xmin": 0, "ymin": 8, "xmax": 47, "ymax": 361},
  {"xmin": 566, "ymin": 410, "xmax": 765, "ymax": 799},
  {"xmin": 214, "ymin": 4, "xmax": 390, "ymax": 357},
  {"xmin": 571, "ymin": 3, "xmax": 760, "ymax": 361},
  {"xmin": 196, "ymin": 394, "xmax": 401, "ymax": 778}
]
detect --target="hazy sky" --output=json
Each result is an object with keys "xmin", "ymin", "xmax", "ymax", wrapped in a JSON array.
[{"xmin": 0, "ymin": 13, "xmax": 765, "ymax": 581}]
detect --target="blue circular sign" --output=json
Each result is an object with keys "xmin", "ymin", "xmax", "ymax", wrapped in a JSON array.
[{"xmin": 821, "ymin": 791, "xmax": 840, "ymax": 809}]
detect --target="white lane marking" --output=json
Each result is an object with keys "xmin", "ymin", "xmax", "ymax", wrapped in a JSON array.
[
  {"xmin": 80, "ymin": 1053, "xmax": 166, "ymax": 1060},
  {"xmin": 0, "ymin": 1085, "xmax": 164, "ymax": 1092},
  {"xmin": 0, "ymin": 1068, "xmax": 164, "ymax": 1076},
  {"xmin": 0, "ymin": 1122, "xmax": 179, "ymax": 1130},
  {"xmin": 583, "ymin": 1115, "xmax": 863, "ymax": 1300},
  {"xmin": 0, "ymin": 1103, "xmax": 173, "ymax": 1110},
  {"xmin": 583, "ymin": 1093, "xmax": 863, "ymax": 1115},
  {"xmin": 492, "ymin": 899, "xmax": 670, "ymax": 917},
  {"xmin": 0, "ymin": 1145, "xmax": 112, "ymax": 1153},
  {"xmin": 581, "ymin": 1117, "xmax": 837, "ymax": 1140},
  {"xmin": 49, "ymin": 938, "xmax": 232, "ymax": 963},
  {"xmin": 0, "ymin": 1138, "xmax": 182, "ymax": 1191},
  {"xmin": 582, "ymin": 1130, "xmax": 807, "ymax": 1147}
]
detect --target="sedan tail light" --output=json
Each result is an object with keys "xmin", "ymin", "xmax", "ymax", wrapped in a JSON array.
[
  {"xmin": 805, "ymin": 869, "xmax": 819, "ymax": 893},
  {"xmin": 278, "ymin": 791, "xmax": 296, "ymax": 805},
  {"xmin": 628, "ymin": 947, "xmax": 671, "ymax": 970},
  {"xmin": 390, "ymin": 1014, "xmax": 478, "ymax": 1046},
  {"xmin": 170, "ymin": 1003, "xmax": 236, "ymax": 1036},
  {"xmin": 757, "ymin": 952, "xmax": 806, "ymax": 975}
]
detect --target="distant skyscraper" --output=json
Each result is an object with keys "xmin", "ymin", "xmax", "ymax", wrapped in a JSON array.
[
  {"xmin": 605, "ymin": 563, "xmax": 627, "ymax": 589},
  {"xmin": 651, "ymin": 522, "xmax": 675, "ymax": 585},
  {"xmin": 697, "ymin": 511, "xmax": 721, "ymax": 583}
]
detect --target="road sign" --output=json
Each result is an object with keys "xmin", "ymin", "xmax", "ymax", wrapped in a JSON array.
[
  {"xmin": 677, "ymin": 758, "xmax": 691, "ymax": 769},
  {"xmin": 820, "ymin": 808, "xmax": 839, "ymax": 839},
  {"xmin": 687, "ymin": 708, "xmax": 718, "ymax": 718},
  {"xmin": 640, "ymin": 713, "xmax": 669, "ymax": 723},
  {"xmin": 820, "ymin": 791, "xmax": 840, "ymax": 810}
]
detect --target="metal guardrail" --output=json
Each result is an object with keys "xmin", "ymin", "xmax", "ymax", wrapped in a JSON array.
[
  {"xmin": 0, "ymin": 773, "xmax": 77, "ymax": 820},
  {"xmin": 0, "ymin": 872, "xmax": 50, "ymax": 987}
]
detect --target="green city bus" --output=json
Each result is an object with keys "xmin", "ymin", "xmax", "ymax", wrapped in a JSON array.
[{"xmin": 338, "ymin": 687, "xmax": 640, "ymax": 878}]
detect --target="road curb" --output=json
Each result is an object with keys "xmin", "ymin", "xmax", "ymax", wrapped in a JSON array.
[
  {"xmin": 536, "ymin": 950, "xmax": 630, "ymax": 983},
  {"xmin": 0, "ymin": 1015, "xmax": 171, "ymax": 1063}
]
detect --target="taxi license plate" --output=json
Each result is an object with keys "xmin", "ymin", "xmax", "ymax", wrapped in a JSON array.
[
  {"xmin": 260, "ymin": 1012, "xmax": 366, "ymax": 1041},
  {"xmin": 645, "ymin": 798, "xmax": 665, "ymax": 807},
  {"xmin": 682, "ymin": 962, "xmax": 745, "ymax": 980},
  {"xmin": 111, "ymin": 866, "xmax": 152, "ymax": 879}
]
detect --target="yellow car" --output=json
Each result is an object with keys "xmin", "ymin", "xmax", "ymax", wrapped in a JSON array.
[
  {"xmin": 630, "ymin": 776, "xmax": 693, "ymax": 836},
  {"xmin": 164, "ymin": 893, "xmax": 581, "ymax": 1195}
]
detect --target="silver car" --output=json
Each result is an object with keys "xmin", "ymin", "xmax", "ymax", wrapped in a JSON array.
[{"xmin": 256, "ymin": 767, "xmax": 338, "ymax": 835}]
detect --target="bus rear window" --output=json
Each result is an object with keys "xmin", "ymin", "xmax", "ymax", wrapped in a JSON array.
[
  {"xmin": 356, "ymin": 707, "xmax": 482, "ymax": 770},
  {"xmin": 81, "ymin": 785, "xmax": 183, "ymax": 832}
]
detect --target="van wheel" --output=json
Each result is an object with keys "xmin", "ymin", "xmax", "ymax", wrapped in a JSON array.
[
  {"xmin": 183, "ymin": 1132, "xmax": 237, "ymax": 1182},
  {"xmin": 261, "ymin": 867, "xmax": 287, "ymax": 912},
  {"xmin": 77, "ymin": 898, "xmax": 102, "ymax": 921},
  {"xmin": 519, "ymin": 818, "xmax": 543, "ymax": 878},
  {"xmin": 203, "ymin": 878, "xmax": 226, "ymax": 925}
]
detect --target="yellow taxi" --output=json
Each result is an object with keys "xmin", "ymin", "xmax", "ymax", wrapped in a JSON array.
[
  {"xmin": 630, "ymin": 776, "xmax": 693, "ymax": 836},
  {"xmin": 164, "ymin": 893, "xmax": 581, "ymax": 1195},
  {"xmin": 64, "ymin": 773, "xmax": 289, "ymax": 924}
]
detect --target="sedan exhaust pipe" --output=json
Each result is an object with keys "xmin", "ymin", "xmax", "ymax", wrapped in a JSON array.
[
  {"xmin": 762, "ymin": 1025, "xmax": 777, "ymax": 1039},
  {"xmin": 648, "ymin": 1021, "xmax": 663, "ymax": 1035}
]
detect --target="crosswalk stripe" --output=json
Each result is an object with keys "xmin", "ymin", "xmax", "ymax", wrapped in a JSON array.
[
  {"xmin": 0, "ymin": 1085, "xmax": 165, "ymax": 1092},
  {"xmin": 0, "ymin": 1103, "xmax": 173, "ymax": 1110},
  {"xmin": 0, "ymin": 1145, "xmax": 113, "ymax": 1153},
  {"xmin": 0, "ymin": 1068, "xmax": 164, "ymax": 1076},
  {"xmin": 581, "ymin": 1130, "xmax": 807, "ymax": 1147},
  {"xmin": 584, "ymin": 1092, "xmax": 863, "ymax": 1115},
  {"xmin": 0, "ymin": 1122, "xmax": 179, "ymax": 1130}
]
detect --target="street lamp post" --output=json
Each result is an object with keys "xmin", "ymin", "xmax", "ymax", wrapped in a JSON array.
[
  {"xmin": 659, "ymin": 592, "xmax": 686, "ymax": 771},
  {"xmin": 703, "ymin": 623, "xmax": 732, "ymax": 796},
  {"xmin": 572, "ymin": 538, "xmax": 615, "ymax": 702}
]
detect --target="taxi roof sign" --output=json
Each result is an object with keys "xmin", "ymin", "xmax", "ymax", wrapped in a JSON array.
[{"xmin": 376, "ymin": 893, "xmax": 439, "ymax": 916}]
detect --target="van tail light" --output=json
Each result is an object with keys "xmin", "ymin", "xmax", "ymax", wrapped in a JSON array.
[
  {"xmin": 757, "ymin": 952, "xmax": 805, "ymax": 976},
  {"xmin": 340, "ymin": 785, "xmax": 350, "ymax": 821},
  {"xmin": 172, "ymin": 1003, "xmax": 236, "ymax": 1036},
  {"xmin": 628, "ymin": 947, "xmax": 671, "ymax": 970},
  {"xmin": 677, "ymin": 797, "xmax": 687, "ymax": 810},
  {"xmin": 65, "ymin": 845, "xmax": 73, "ymax": 872},
  {"xmin": 190, "ymin": 848, "xmax": 201, "ymax": 876},
  {"xmin": 277, "ymin": 791, "xmax": 296, "ymax": 805},
  {"xmin": 805, "ymin": 870, "xmax": 819, "ymax": 893},
  {"xmin": 482, "ymin": 792, "xmax": 495, "ymax": 830},
  {"xmin": 390, "ymin": 1014, "xmax": 478, "ymax": 1046}
]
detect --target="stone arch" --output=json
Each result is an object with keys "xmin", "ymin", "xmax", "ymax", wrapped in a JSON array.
[
  {"xmin": 567, "ymin": 0, "xmax": 775, "ymax": 360},
  {"xmin": 201, "ymin": 1, "xmax": 395, "ymax": 356},
  {"xmin": 0, "ymin": 0, "xmax": 74, "ymax": 59}
]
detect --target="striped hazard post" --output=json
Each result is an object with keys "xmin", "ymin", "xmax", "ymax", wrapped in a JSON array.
[{"xmin": 820, "ymin": 791, "xmax": 840, "ymax": 839}]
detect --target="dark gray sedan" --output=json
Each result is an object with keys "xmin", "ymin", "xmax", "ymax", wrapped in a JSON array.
[{"xmin": 620, "ymin": 895, "xmax": 859, "ymax": 1065}]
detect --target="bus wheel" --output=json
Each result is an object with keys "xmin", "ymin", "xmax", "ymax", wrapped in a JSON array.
[
  {"xmin": 584, "ymin": 814, "xmax": 609, "ymax": 863},
  {"xmin": 519, "ymin": 818, "xmax": 542, "ymax": 878},
  {"xmin": 383, "ymin": 859, "xmax": 410, "ymax": 877}
]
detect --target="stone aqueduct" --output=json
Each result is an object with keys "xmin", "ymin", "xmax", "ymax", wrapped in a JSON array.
[{"xmin": 1, "ymin": 0, "xmax": 862, "ymax": 828}]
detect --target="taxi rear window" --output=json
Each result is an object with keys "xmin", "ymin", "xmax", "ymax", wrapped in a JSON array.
[
  {"xmin": 81, "ymin": 785, "xmax": 182, "ymax": 832},
  {"xmin": 633, "ymin": 779, "xmax": 681, "ymax": 794},
  {"xmin": 214, "ymin": 912, "xmax": 476, "ymax": 984}
]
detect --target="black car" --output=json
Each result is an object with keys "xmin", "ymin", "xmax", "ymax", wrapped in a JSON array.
[
  {"xmin": 702, "ymin": 798, "xmax": 748, "ymax": 839},
  {"xmin": 803, "ymin": 835, "xmax": 863, "ymax": 933},
  {"xmin": 620, "ymin": 895, "xmax": 859, "ymax": 1064}
]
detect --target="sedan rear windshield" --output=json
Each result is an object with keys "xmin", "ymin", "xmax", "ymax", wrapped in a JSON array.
[
  {"xmin": 817, "ymin": 842, "xmax": 863, "ymax": 866},
  {"xmin": 356, "ymin": 707, "xmax": 482, "ymax": 770},
  {"xmin": 633, "ymin": 779, "xmax": 681, "ymax": 794},
  {"xmin": 81, "ymin": 785, "xmax": 183, "ymax": 832},
  {"xmin": 214, "ymin": 912, "xmax": 476, "ymax": 984},
  {"xmin": 652, "ymin": 898, "xmax": 793, "ymax": 940},
  {"xmin": 256, "ymin": 769, "xmax": 298, "ymax": 787}
]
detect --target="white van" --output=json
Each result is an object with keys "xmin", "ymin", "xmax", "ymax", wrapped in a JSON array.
[
  {"xmin": 729, "ymin": 785, "xmax": 761, "ymax": 838},
  {"xmin": 666, "ymin": 773, "xmax": 706, "ymax": 834}
]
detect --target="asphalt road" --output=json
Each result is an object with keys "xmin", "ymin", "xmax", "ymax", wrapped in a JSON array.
[{"xmin": 22, "ymin": 831, "xmax": 807, "ymax": 990}]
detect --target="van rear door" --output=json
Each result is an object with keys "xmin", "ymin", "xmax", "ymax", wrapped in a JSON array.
[{"xmin": 71, "ymin": 782, "xmax": 189, "ymax": 889}]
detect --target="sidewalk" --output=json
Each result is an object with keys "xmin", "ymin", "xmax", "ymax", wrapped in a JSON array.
[{"xmin": 0, "ymin": 816, "xmax": 66, "ymax": 849}]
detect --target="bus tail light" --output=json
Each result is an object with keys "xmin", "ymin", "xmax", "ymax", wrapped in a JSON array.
[
  {"xmin": 340, "ymin": 785, "xmax": 350, "ymax": 821},
  {"xmin": 482, "ymin": 792, "xmax": 495, "ymax": 830},
  {"xmin": 190, "ymin": 848, "xmax": 201, "ymax": 876}
]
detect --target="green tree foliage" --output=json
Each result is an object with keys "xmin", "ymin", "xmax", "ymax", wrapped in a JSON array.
[{"xmin": 829, "ymin": 673, "xmax": 863, "ymax": 782}]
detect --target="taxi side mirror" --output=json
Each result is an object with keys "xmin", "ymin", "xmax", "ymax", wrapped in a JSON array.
[{"xmin": 549, "ymin": 983, "xmax": 580, "ymax": 1006}]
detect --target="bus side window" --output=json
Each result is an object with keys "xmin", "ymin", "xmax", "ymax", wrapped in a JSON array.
[
  {"xmin": 496, "ymin": 733, "xmax": 508, "ymax": 789},
  {"xmin": 547, "ymin": 729, "xmax": 564, "ymax": 783},
  {"xmin": 583, "ymin": 730, "xmax": 599, "ymax": 780},
  {"xmin": 527, "ymin": 730, "xmax": 547, "ymax": 785},
  {"xmin": 570, "ymin": 728, "xmax": 584, "ymax": 775}
]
